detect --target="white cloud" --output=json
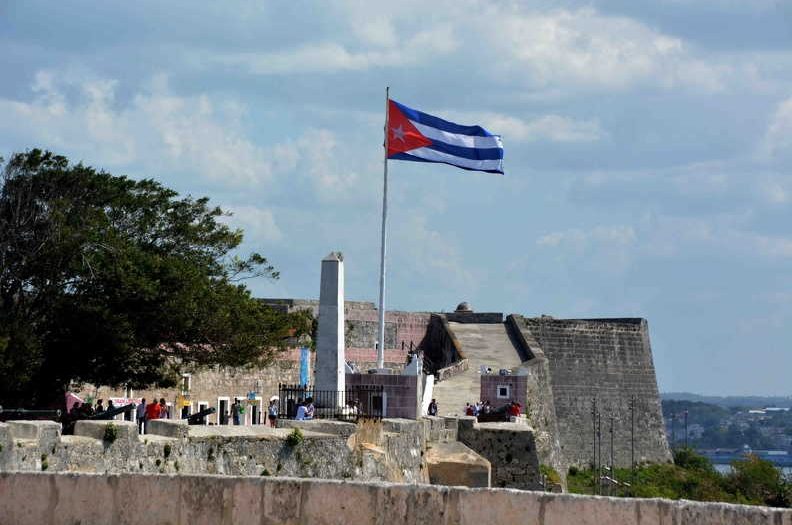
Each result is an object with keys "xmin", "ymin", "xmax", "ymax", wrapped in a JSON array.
[
  {"xmin": 483, "ymin": 113, "xmax": 603, "ymax": 143},
  {"xmin": 393, "ymin": 214, "xmax": 475, "ymax": 292},
  {"xmin": 759, "ymin": 96, "xmax": 792, "ymax": 162},
  {"xmin": 216, "ymin": 26, "xmax": 457, "ymax": 74},
  {"xmin": 537, "ymin": 225, "xmax": 636, "ymax": 250},
  {"xmin": 0, "ymin": 71, "xmax": 290, "ymax": 187},
  {"xmin": 485, "ymin": 7, "xmax": 728, "ymax": 92},
  {"xmin": 222, "ymin": 205, "xmax": 283, "ymax": 244}
]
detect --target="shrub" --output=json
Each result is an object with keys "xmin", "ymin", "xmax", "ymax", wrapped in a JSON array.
[
  {"xmin": 103, "ymin": 423, "xmax": 118, "ymax": 444},
  {"xmin": 163, "ymin": 444, "xmax": 172, "ymax": 459},
  {"xmin": 286, "ymin": 428, "xmax": 304, "ymax": 447},
  {"xmin": 540, "ymin": 465, "xmax": 562, "ymax": 487}
]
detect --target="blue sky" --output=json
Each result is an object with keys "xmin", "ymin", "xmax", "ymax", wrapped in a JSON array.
[{"xmin": 1, "ymin": 1, "xmax": 791, "ymax": 395}]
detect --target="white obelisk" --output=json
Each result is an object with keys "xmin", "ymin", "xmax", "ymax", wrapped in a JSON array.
[{"xmin": 314, "ymin": 252, "xmax": 345, "ymax": 401}]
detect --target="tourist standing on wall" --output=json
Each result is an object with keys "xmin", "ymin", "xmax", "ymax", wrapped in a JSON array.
[
  {"xmin": 136, "ymin": 398, "xmax": 146, "ymax": 433},
  {"xmin": 146, "ymin": 397, "xmax": 160, "ymax": 422},
  {"xmin": 231, "ymin": 400, "xmax": 241, "ymax": 425},
  {"xmin": 268, "ymin": 400, "xmax": 278, "ymax": 427},
  {"xmin": 158, "ymin": 398, "xmax": 168, "ymax": 419}
]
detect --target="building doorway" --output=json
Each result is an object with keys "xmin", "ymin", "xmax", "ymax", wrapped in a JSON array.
[{"xmin": 218, "ymin": 397, "xmax": 230, "ymax": 425}]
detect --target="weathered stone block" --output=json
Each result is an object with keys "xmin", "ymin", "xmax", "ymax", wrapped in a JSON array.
[
  {"xmin": 7, "ymin": 420, "xmax": 61, "ymax": 450},
  {"xmin": 426, "ymin": 441, "xmax": 490, "ymax": 488},
  {"xmin": 74, "ymin": 420, "xmax": 139, "ymax": 444},
  {"xmin": 147, "ymin": 418, "xmax": 188, "ymax": 440},
  {"xmin": 277, "ymin": 419, "xmax": 357, "ymax": 438}
]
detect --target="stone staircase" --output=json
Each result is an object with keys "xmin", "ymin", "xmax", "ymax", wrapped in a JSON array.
[{"xmin": 430, "ymin": 322, "xmax": 525, "ymax": 416}]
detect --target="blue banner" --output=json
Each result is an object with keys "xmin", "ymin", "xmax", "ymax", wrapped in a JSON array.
[{"xmin": 300, "ymin": 346, "xmax": 310, "ymax": 386}]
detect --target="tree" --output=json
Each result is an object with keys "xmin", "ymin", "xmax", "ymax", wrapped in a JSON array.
[
  {"xmin": 726, "ymin": 454, "xmax": 791, "ymax": 507},
  {"xmin": 0, "ymin": 149, "xmax": 309, "ymax": 407}
]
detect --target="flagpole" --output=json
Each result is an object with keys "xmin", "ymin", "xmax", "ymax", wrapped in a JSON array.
[{"xmin": 376, "ymin": 86, "xmax": 390, "ymax": 370}]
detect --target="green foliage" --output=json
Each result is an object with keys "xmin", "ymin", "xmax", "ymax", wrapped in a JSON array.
[
  {"xmin": 0, "ymin": 149, "xmax": 310, "ymax": 406},
  {"xmin": 286, "ymin": 428, "xmax": 304, "ymax": 447},
  {"xmin": 163, "ymin": 443, "xmax": 172, "ymax": 459},
  {"xmin": 726, "ymin": 454, "xmax": 791, "ymax": 507},
  {"xmin": 103, "ymin": 423, "xmax": 118, "ymax": 444},
  {"xmin": 260, "ymin": 468, "xmax": 270, "ymax": 476},
  {"xmin": 540, "ymin": 465, "xmax": 561, "ymax": 487},
  {"xmin": 567, "ymin": 449, "xmax": 791, "ymax": 507}
]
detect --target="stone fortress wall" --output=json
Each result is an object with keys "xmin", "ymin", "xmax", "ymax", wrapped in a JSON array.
[
  {"xmin": 261, "ymin": 298, "xmax": 432, "ymax": 369},
  {"xmin": 78, "ymin": 298, "xmax": 670, "ymax": 479},
  {"xmin": 519, "ymin": 316, "xmax": 672, "ymax": 468}
]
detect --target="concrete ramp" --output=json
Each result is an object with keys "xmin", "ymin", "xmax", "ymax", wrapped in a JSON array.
[{"xmin": 431, "ymin": 323, "xmax": 524, "ymax": 415}]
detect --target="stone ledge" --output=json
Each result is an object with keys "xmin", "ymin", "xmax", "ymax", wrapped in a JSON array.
[
  {"xmin": 74, "ymin": 420, "xmax": 138, "ymax": 444},
  {"xmin": 277, "ymin": 419, "xmax": 357, "ymax": 438},
  {"xmin": 7, "ymin": 421, "xmax": 61, "ymax": 450},
  {"xmin": 146, "ymin": 419, "xmax": 188, "ymax": 440}
]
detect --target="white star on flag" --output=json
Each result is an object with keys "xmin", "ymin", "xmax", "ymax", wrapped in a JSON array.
[{"xmin": 391, "ymin": 125, "xmax": 406, "ymax": 143}]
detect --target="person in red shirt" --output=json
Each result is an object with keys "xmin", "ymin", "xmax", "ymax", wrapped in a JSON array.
[{"xmin": 145, "ymin": 398, "xmax": 161, "ymax": 421}]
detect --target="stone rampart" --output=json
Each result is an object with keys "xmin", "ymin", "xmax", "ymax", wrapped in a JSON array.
[
  {"xmin": 506, "ymin": 315, "xmax": 568, "ymax": 485},
  {"xmin": 0, "ymin": 418, "xmax": 426, "ymax": 484},
  {"xmin": 522, "ymin": 316, "xmax": 671, "ymax": 468},
  {"xmin": 2, "ymin": 471, "xmax": 790, "ymax": 525},
  {"xmin": 457, "ymin": 417, "xmax": 542, "ymax": 490}
]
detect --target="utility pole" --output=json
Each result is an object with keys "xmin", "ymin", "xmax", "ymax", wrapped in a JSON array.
[
  {"xmin": 591, "ymin": 397, "xmax": 597, "ymax": 495},
  {"xmin": 684, "ymin": 410, "xmax": 689, "ymax": 448},
  {"xmin": 609, "ymin": 413, "xmax": 615, "ymax": 497},
  {"xmin": 630, "ymin": 396, "xmax": 636, "ymax": 496},
  {"xmin": 597, "ymin": 408, "xmax": 602, "ymax": 496},
  {"xmin": 671, "ymin": 413, "xmax": 676, "ymax": 449}
]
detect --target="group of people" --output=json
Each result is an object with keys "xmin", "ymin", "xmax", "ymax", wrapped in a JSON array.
[
  {"xmin": 464, "ymin": 400, "xmax": 493, "ymax": 417},
  {"xmin": 463, "ymin": 399, "xmax": 522, "ymax": 420},
  {"xmin": 67, "ymin": 398, "xmax": 116, "ymax": 420},
  {"xmin": 294, "ymin": 397, "xmax": 315, "ymax": 420}
]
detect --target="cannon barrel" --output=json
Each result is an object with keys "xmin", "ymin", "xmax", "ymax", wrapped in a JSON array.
[
  {"xmin": 89, "ymin": 403, "xmax": 135, "ymax": 420},
  {"xmin": 0, "ymin": 407, "xmax": 62, "ymax": 422},
  {"xmin": 187, "ymin": 406, "xmax": 216, "ymax": 425}
]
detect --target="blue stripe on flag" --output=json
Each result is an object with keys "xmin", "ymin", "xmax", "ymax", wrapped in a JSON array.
[
  {"xmin": 389, "ymin": 151, "xmax": 504, "ymax": 174},
  {"xmin": 427, "ymin": 140, "xmax": 503, "ymax": 161},
  {"xmin": 392, "ymin": 100, "xmax": 495, "ymax": 138}
]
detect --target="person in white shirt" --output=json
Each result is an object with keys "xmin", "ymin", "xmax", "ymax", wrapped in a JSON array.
[{"xmin": 295, "ymin": 402, "xmax": 307, "ymax": 420}]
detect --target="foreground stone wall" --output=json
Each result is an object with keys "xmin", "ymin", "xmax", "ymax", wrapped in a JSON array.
[
  {"xmin": 522, "ymin": 316, "xmax": 671, "ymax": 468},
  {"xmin": 2, "ymin": 471, "xmax": 790, "ymax": 525},
  {"xmin": 0, "ymin": 418, "xmax": 427, "ymax": 484}
]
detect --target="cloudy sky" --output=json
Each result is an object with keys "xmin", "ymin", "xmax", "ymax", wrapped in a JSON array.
[{"xmin": 2, "ymin": 1, "xmax": 791, "ymax": 395}]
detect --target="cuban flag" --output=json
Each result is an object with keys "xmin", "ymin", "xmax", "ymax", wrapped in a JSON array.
[{"xmin": 386, "ymin": 99, "xmax": 504, "ymax": 174}]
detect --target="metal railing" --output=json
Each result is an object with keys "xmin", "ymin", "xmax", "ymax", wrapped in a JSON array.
[{"xmin": 278, "ymin": 384, "xmax": 384, "ymax": 422}]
